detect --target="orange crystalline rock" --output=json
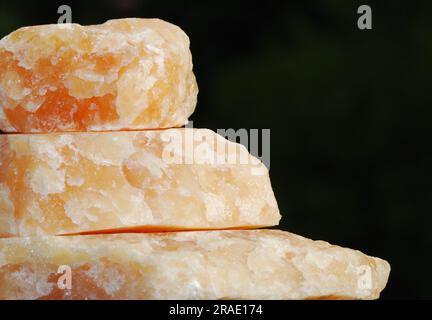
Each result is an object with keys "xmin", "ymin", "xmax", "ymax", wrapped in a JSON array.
[
  {"xmin": 0, "ymin": 128, "xmax": 280, "ymax": 236},
  {"xmin": 0, "ymin": 230, "xmax": 390, "ymax": 300},
  {"xmin": 0, "ymin": 18, "xmax": 197, "ymax": 132}
]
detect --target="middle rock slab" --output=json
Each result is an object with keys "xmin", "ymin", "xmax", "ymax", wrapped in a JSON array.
[{"xmin": 0, "ymin": 128, "xmax": 280, "ymax": 236}]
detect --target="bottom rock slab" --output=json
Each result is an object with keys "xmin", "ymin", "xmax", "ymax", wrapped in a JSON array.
[{"xmin": 0, "ymin": 230, "xmax": 390, "ymax": 299}]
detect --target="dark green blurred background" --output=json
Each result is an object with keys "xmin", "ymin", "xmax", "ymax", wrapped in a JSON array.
[{"xmin": 1, "ymin": 0, "xmax": 431, "ymax": 299}]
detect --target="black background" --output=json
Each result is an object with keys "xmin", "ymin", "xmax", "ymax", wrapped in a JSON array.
[{"xmin": 0, "ymin": 0, "xmax": 431, "ymax": 300}]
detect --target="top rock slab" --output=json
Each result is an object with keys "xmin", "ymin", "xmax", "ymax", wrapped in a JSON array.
[{"xmin": 0, "ymin": 18, "xmax": 197, "ymax": 132}]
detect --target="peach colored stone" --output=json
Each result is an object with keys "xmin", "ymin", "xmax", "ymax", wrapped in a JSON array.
[
  {"xmin": 0, "ymin": 230, "xmax": 390, "ymax": 300},
  {"xmin": 0, "ymin": 129, "xmax": 279, "ymax": 236},
  {"xmin": 0, "ymin": 18, "xmax": 197, "ymax": 132}
]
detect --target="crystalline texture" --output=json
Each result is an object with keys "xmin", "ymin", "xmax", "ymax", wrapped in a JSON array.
[
  {"xmin": 0, "ymin": 18, "xmax": 197, "ymax": 132},
  {"xmin": 0, "ymin": 230, "xmax": 390, "ymax": 300},
  {"xmin": 0, "ymin": 129, "xmax": 280, "ymax": 236}
]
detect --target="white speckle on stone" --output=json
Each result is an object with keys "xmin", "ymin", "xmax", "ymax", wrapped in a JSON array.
[
  {"xmin": 24, "ymin": 100, "xmax": 43, "ymax": 112},
  {"xmin": 103, "ymin": 269, "xmax": 126, "ymax": 295},
  {"xmin": 178, "ymin": 188, "xmax": 192, "ymax": 197},
  {"xmin": 64, "ymin": 197, "xmax": 100, "ymax": 225},
  {"xmin": 28, "ymin": 166, "xmax": 66, "ymax": 196},
  {"xmin": 39, "ymin": 88, "xmax": 47, "ymax": 96},
  {"xmin": 10, "ymin": 266, "xmax": 54, "ymax": 299},
  {"xmin": 202, "ymin": 192, "xmax": 227, "ymax": 223},
  {"xmin": 305, "ymin": 251, "xmax": 334, "ymax": 269},
  {"xmin": 66, "ymin": 174, "xmax": 85, "ymax": 186}
]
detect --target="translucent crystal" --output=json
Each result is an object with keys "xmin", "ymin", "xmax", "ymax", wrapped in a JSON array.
[
  {"xmin": 0, "ymin": 129, "xmax": 280, "ymax": 236},
  {"xmin": 0, "ymin": 18, "xmax": 197, "ymax": 132},
  {"xmin": 0, "ymin": 230, "xmax": 390, "ymax": 299}
]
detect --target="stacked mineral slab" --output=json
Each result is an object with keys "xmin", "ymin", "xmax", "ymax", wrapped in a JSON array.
[
  {"xmin": 0, "ymin": 129, "xmax": 280, "ymax": 236},
  {"xmin": 0, "ymin": 19, "xmax": 197, "ymax": 132},
  {"xmin": 0, "ymin": 18, "xmax": 390, "ymax": 299}
]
